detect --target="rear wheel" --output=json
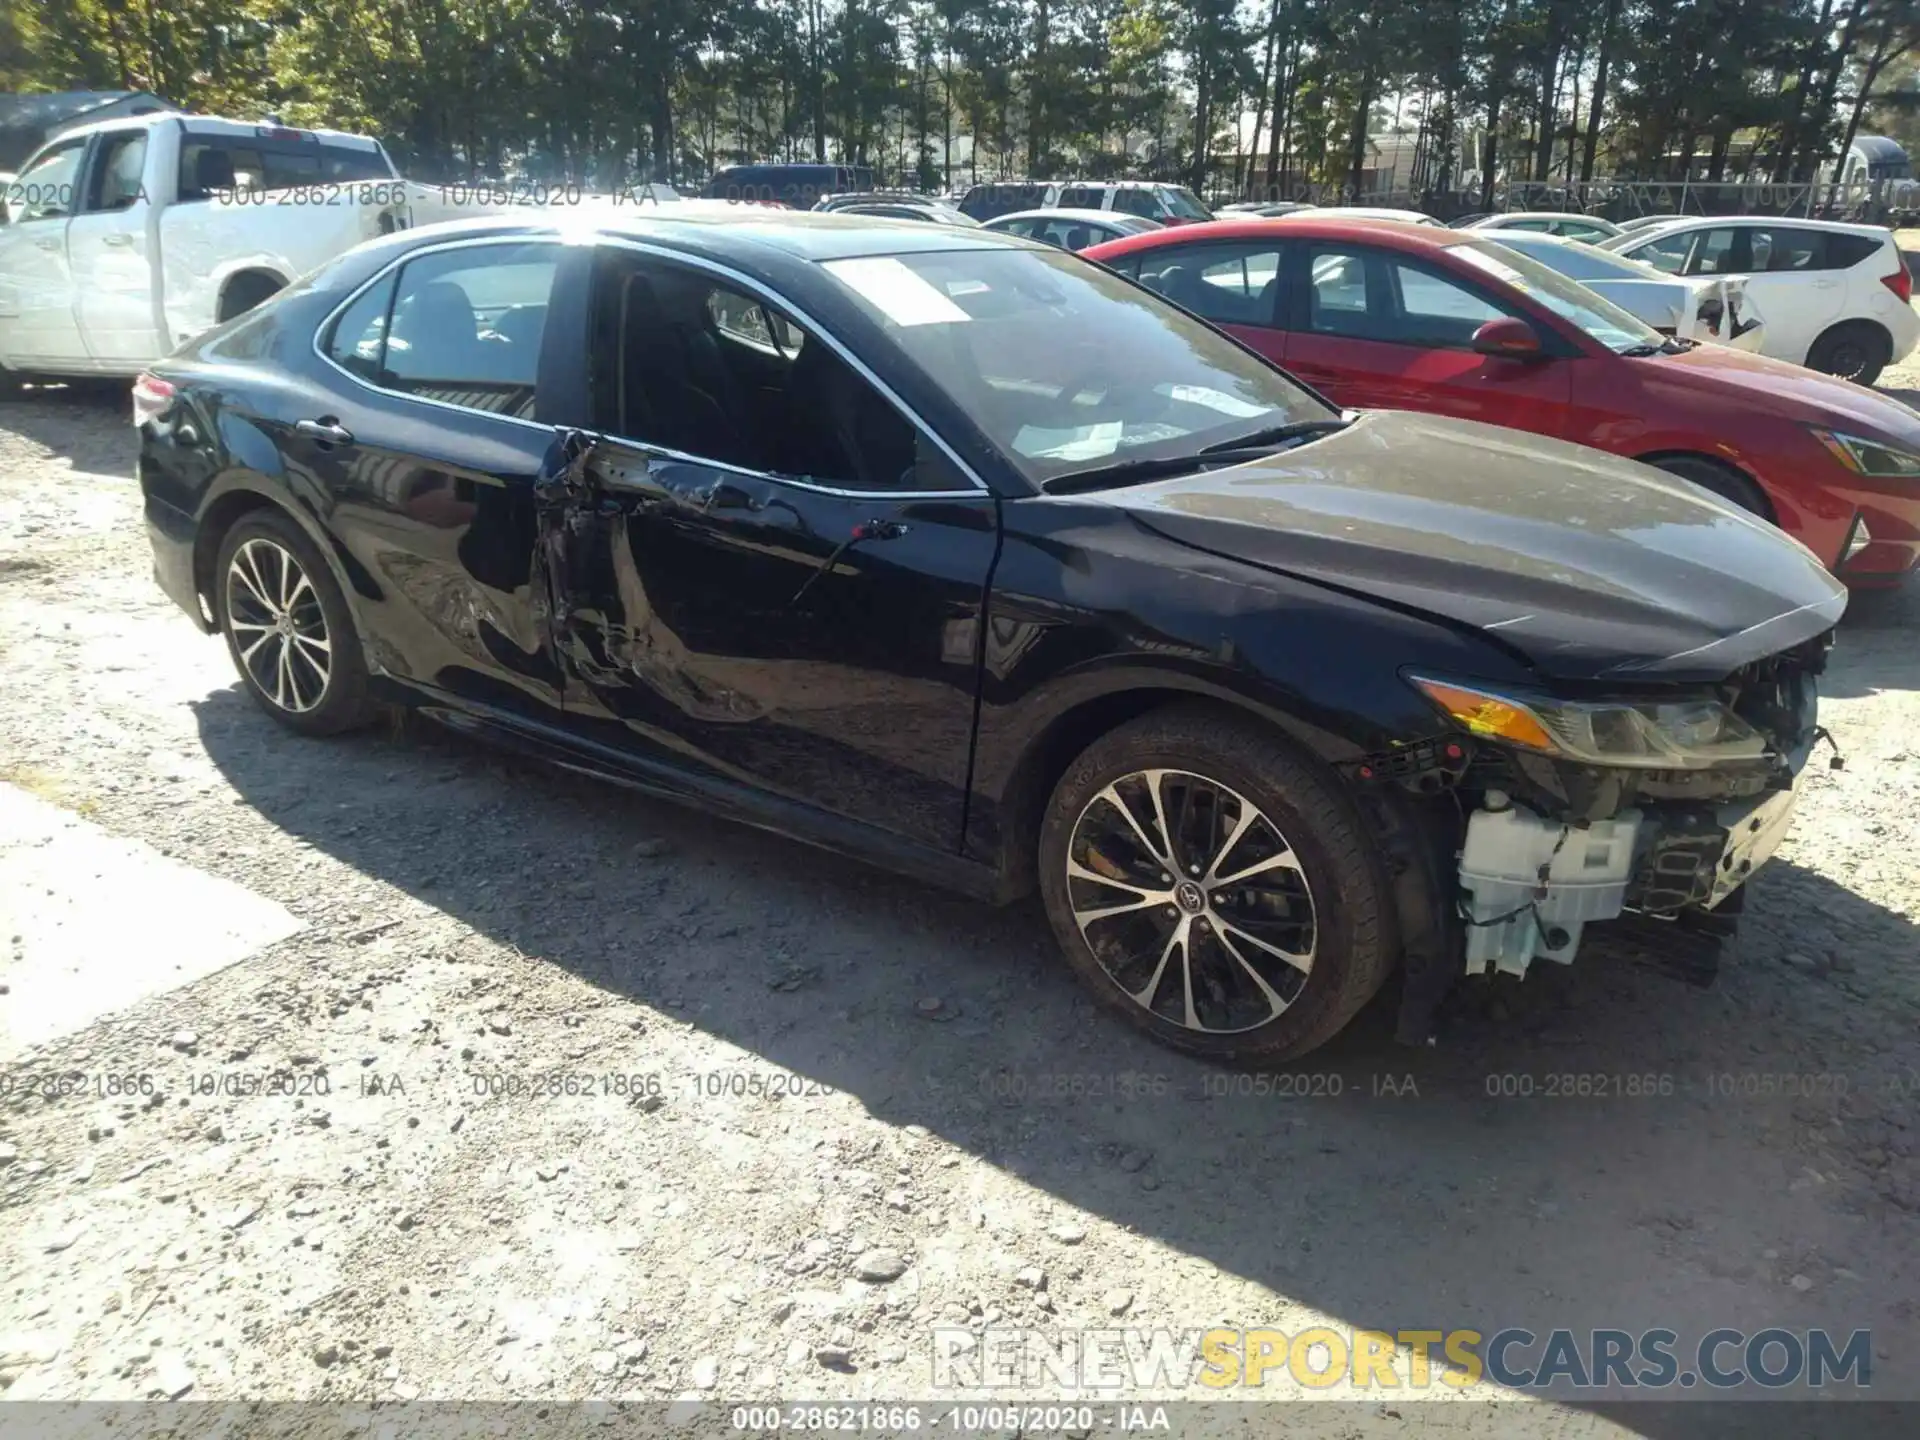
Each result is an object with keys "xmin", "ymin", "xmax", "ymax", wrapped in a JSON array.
[
  {"xmin": 1805, "ymin": 321, "xmax": 1891, "ymax": 386},
  {"xmin": 1647, "ymin": 454, "xmax": 1772, "ymax": 520},
  {"xmin": 1038, "ymin": 704, "xmax": 1395, "ymax": 1064},
  {"xmin": 215, "ymin": 510, "xmax": 374, "ymax": 735}
]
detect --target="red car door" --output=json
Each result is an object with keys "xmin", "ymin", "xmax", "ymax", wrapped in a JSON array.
[{"xmin": 1278, "ymin": 241, "xmax": 1575, "ymax": 437}]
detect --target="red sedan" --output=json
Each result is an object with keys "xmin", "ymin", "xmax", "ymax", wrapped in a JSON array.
[{"xmin": 1084, "ymin": 218, "xmax": 1920, "ymax": 585}]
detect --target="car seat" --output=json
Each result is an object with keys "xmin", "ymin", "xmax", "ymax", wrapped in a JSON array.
[{"xmin": 388, "ymin": 281, "xmax": 485, "ymax": 380}]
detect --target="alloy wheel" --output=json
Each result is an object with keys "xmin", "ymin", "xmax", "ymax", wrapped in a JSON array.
[
  {"xmin": 1064, "ymin": 767, "xmax": 1317, "ymax": 1034},
  {"xmin": 224, "ymin": 537, "xmax": 332, "ymax": 713}
]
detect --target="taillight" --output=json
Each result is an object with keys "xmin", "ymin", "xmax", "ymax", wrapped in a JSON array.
[
  {"xmin": 131, "ymin": 371, "xmax": 176, "ymax": 428},
  {"xmin": 1883, "ymin": 264, "xmax": 1913, "ymax": 305}
]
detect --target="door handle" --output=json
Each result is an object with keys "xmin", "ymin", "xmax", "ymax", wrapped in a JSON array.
[
  {"xmin": 102, "ymin": 233, "xmax": 133, "ymax": 247},
  {"xmin": 295, "ymin": 417, "xmax": 354, "ymax": 447},
  {"xmin": 34, "ymin": 237, "xmax": 60, "ymax": 251}
]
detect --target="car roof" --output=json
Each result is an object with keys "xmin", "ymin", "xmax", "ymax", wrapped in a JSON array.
[
  {"xmin": 44, "ymin": 111, "xmax": 381, "ymax": 147},
  {"xmin": 1284, "ymin": 206, "xmax": 1440, "ymax": 224},
  {"xmin": 987, "ymin": 208, "xmax": 1129, "ymax": 225},
  {"xmin": 1619, "ymin": 214, "xmax": 1893, "ymax": 239},
  {"xmin": 389, "ymin": 205, "xmax": 1030, "ymax": 263},
  {"xmin": 1082, "ymin": 215, "xmax": 1464, "ymax": 261},
  {"xmin": 1480, "ymin": 229, "xmax": 1577, "ymax": 245},
  {"xmin": 1474, "ymin": 211, "xmax": 1614, "ymax": 225}
]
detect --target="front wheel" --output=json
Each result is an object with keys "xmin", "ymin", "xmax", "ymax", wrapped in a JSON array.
[
  {"xmin": 1646, "ymin": 454, "xmax": 1772, "ymax": 520},
  {"xmin": 215, "ymin": 510, "xmax": 374, "ymax": 735},
  {"xmin": 1038, "ymin": 704, "xmax": 1396, "ymax": 1064}
]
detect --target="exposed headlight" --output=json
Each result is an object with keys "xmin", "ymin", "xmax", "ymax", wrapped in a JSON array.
[
  {"xmin": 1407, "ymin": 675, "xmax": 1768, "ymax": 769},
  {"xmin": 1811, "ymin": 428, "xmax": 1920, "ymax": 479}
]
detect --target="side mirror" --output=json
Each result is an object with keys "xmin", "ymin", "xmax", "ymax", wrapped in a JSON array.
[{"xmin": 1472, "ymin": 316, "xmax": 1544, "ymax": 359}]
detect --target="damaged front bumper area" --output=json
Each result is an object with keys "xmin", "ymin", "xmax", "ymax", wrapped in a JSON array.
[
  {"xmin": 1359, "ymin": 632, "xmax": 1835, "ymax": 1036},
  {"xmin": 1456, "ymin": 775, "xmax": 1802, "ymax": 979}
]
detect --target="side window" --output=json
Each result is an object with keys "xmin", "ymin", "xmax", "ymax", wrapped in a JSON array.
[
  {"xmin": 375, "ymin": 243, "xmax": 557, "ymax": 417},
  {"xmin": 1505, "ymin": 219, "xmax": 1553, "ymax": 232},
  {"xmin": 1058, "ymin": 186, "xmax": 1102, "ymax": 208},
  {"xmin": 1824, "ymin": 233, "xmax": 1881, "ymax": 269},
  {"xmin": 324, "ymin": 272, "xmax": 398, "ymax": 381},
  {"xmin": 1110, "ymin": 188, "xmax": 1158, "ymax": 218},
  {"xmin": 1750, "ymin": 227, "xmax": 1824, "ymax": 272},
  {"xmin": 1686, "ymin": 228, "xmax": 1743, "ymax": 275},
  {"xmin": 1304, "ymin": 246, "xmax": 1373, "ymax": 333},
  {"xmin": 8, "ymin": 140, "xmax": 88, "ymax": 222},
  {"xmin": 998, "ymin": 217, "xmax": 1037, "ymax": 238},
  {"xmin": 1040, "ymin": 219, "xmax": 1099, "ymax": 250},
  {"xmin": 592, "ymin": 257, "xmax": 937, "ymax": 491},
  {"xmin": 83, "ymin": 132, "xmax": 148, "ymax": 212},
  {"xmin": 1629, "ymin": 230, "xmax": 1695, "ymax": 275},
  {"xmin": 1137, "ymin": 244, "xmax": 1281, "ymax": 326},
  {"xmin": 180, "ymin": 142, "xmax": 257, "ymax": 199},
  {"xmin": 1390, "ymin": 262, "xmax": 1506, "ymax": 346}
]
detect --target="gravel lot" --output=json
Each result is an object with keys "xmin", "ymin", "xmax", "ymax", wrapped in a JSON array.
[{"xmin": 1, "ymin": 358, "xmax": 1917, "ymax": 1435}]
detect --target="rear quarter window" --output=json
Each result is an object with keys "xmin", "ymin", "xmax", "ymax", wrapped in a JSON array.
[{"xmin": 1823, "ymin": 233, "xmax": 1884, "ymax": 269}]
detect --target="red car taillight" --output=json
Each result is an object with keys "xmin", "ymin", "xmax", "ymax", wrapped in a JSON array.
[
  {"xmin": 131, "ymin": 371, "xmax": 176, "ymax": 428},
  {"xmin": 1882, "ymin": 264, "xmax": 1913, "ymax": 305}
]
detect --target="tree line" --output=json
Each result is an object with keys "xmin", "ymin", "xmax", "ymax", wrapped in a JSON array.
[{"xmin": 5, "ymin": 0, "xmax": 1916, "ymax": 202}]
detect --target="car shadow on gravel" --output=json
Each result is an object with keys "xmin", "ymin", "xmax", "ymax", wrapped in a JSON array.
[
  {"xmin": 189, "ymin": 679, "xmax": 1919, "ymax": 1432},
  {"xmin": 0, "ymin": 387, "xmax": 139, "ymax": 473}
]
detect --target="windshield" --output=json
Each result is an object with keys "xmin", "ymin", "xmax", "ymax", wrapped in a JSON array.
[
  {"xmin": 1159, "ymin": 186, "xmax": 1213, "ymax": 221},
  {"xmin": 1489, "ymin": 235, "xmax": 1646, "ymax": 283},
  {"xmin": 820, "ymin": 247, "xmax": 1331, "ymax": 486},
  {"xmin": 1453, "ymin": 240, "xmax": 1666, "ymax": 353}
]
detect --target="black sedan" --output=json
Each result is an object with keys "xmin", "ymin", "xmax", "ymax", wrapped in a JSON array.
[{"xmin": 136, "ymin": 212, "xmax": 1845, "ymax": 1062}]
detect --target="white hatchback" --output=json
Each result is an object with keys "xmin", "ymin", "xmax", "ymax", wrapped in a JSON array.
[{"xmin": 1597, "ymin": 216, "xmax": 1918, "ymax": 383}]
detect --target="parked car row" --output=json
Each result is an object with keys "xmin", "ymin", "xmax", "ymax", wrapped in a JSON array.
[
  {"xmin": 1083, "ymin": 216, "xmax": 1920, "ymax": 586},
  {"xmin": 126, "ymin": 204, "xmax": 1862, "ymax": 1065},
  {"xmin": 1597, "ymin": 216, "xmax": 1918, "ymax": 383}
]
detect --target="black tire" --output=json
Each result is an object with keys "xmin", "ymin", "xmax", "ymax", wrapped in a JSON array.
[
  {"xmin": 214, "ymin": 509, "xmax": 374, "ymax": 735},
  {"xmin": 1646, "ymin": 454, "xmax": 1772, "ymax": 520},
  {"xmin": 0, "ymin": 361, "xmax": 21, "ymax": 399},
  {"xmin": 1038, "ymin": 702, "xmax": 1396, "ymax": 1064},
  {"xmin": 1805, "ymin": 320, "xmax": 1892, "ymax": 386},
  {"xmin": 217, "ymin": 272, "xmax": 284, "ymax": 323}
]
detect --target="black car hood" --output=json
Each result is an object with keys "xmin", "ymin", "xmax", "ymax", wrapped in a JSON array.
[{"xmin": 1106, "ymin": 411, "xmax": 1847, "ymax": 682}]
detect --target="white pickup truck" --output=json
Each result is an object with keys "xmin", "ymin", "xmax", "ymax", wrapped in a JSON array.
[{"xmin": 0, "ymin": 112, "xmax": 407, "ymax": 388}]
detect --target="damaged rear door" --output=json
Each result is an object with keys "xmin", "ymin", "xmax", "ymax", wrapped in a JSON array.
[{"xmin": 537, "ymin": 243, "xmax": 999, "ymax": 853}]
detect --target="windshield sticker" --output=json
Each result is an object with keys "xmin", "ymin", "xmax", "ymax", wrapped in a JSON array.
[
  {"xmin": 823, "ymin": 257, "xmax": 971, "ymax": 326},
  {"xmin": 1160, "ymin": 384, "xmax": 1270, "ymax": 418},
  {"xmin": 1018, "ymin": 422, "xmax": 1125, "ymax": 461}
]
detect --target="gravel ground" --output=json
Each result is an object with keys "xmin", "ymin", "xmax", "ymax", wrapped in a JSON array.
[{"xmin": 0, "ymin": 366, "xmax": 1917, "ymax": 1435}]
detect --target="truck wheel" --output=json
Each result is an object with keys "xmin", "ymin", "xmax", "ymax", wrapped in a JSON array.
[
  {"xmin": 0, "ymin": 362, "xmax": 21, "ymax": 399},
  {"xmin": 1038, "ymin": 703, "xmax": 1396, "ymax": 1065},
  {"xmin": 217, "ymin": 273, "xmax": 284, "ymax": 323},
  {"xmin": 1805, "ymin": 321, "xmax": 1891, "ymax": 386}
]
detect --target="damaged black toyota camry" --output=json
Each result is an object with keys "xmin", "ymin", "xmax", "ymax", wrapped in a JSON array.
[{"xmin": 134, "ymin": 209, "xmax": 1846, "ymax": 1061}]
